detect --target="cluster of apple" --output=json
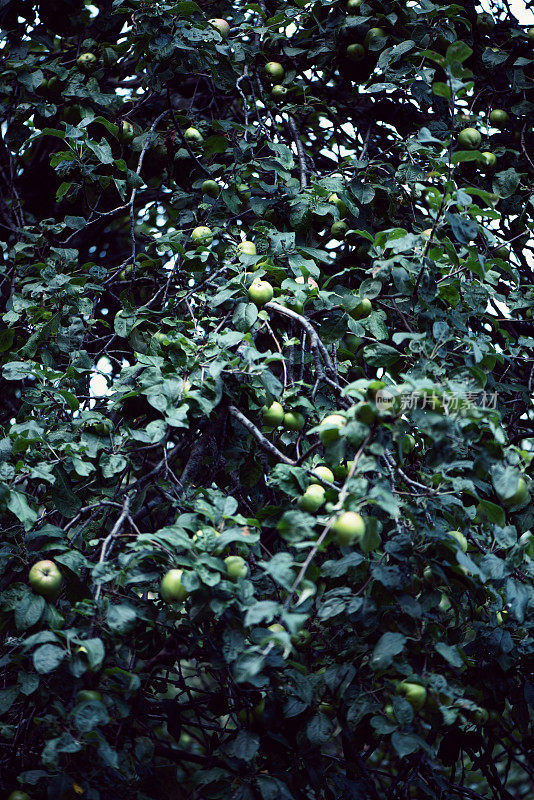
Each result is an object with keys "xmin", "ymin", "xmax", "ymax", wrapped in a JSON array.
[
  {"xmin": 456, "ymin": 108, "xmax": 510, "ymax": 171},
  {"xmin": 262, "ymin": 401, "xmax": 305, "ymax": 432},
  {"xmin": 159, "ymin": 554, "xmax": 248, "ymax": 603}
]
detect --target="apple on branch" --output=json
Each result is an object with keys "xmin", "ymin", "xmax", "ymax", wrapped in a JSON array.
[{"xmin": 29, "ymin": 560, "xmax": 63, "ymax": 600}]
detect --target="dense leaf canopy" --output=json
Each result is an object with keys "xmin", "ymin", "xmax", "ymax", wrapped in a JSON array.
[{"xmin": 1, "ymin": 0, "xmax": 534, "ymax": 798}]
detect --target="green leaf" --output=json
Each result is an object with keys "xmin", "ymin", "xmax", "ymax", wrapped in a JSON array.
[
  {"xmin": 370, "ymin": 632, "xmax": 406, "ymax": 670},
  {"xmin": 446, "ymin": 41, "xmax": 473, "ymax": 64},
  {"xmin": 7, "ymin": 490, "xmax": 38, "ymax": 528},
  {"xmin": 228, "ymin": 730, "xmax": 260, "ymax": 760},
  {"xmin": 33, "ymin": 644, "xmax": 65, "ymax": 674},
  {"xmin": 492, "ymin": 168, "xmax": 520, "ymax": 199}
]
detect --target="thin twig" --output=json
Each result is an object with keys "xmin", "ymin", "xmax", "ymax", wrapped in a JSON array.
[{"xmin": 229, "ymin": 406, "xmax": 296, "ymax": 466}]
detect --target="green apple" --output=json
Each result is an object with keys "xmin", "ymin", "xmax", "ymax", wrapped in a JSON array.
[
  {"xmin": 262, "ymin": 401, "xmax": 284, "ymax": 427},
  {"xmin": 528, "ymin": 27, "xmax": 534, "ymax": 41},
  {"xmin": 160, "ymin": 569, "xmax": 188, "ymax": 602},
  {"xmin": 364, "ymin": 27, "xmax": 386, "ymax": 45},
  {"xmin": 248, "ymin": 279, "xmax": 273, "ymax": 306},
  {"xmin": 489, "ymin": 109, "xmax": 508, "ymax": 127},
  {"xmin": 422, "ymin": 565, "xmax": 435, "ymax": 585},
  {"xmin": 7, "ymin": 793, "xmax": 32, "ymax": 800},
  {"xmin": 209, "ymin": 18, "xmax": 230, "ymax": 38},
  {"xmin": 283, "ymin": 411, "xmax": 305, "ymax": 431},
  {"xmin": 344, "ymin": 333, "xmax": 361, "ymax": 352},
  {"xmin": 318, "ymin": 413, "xmax": 346, "ymax": 444},
  {"xmin": 401, "ymin": 434, "xmax": 416, "ymax": 454},
  {"xmin": 117, "ymin": 120, "xmax": 135, "ymax": 143},
  {"xmin": 238, "ymin": 240, "xmax": 257, "ymax": 255},
  {"xmin": 298, "ymin": 484, "xmax": 326, "ymax": 513},
  {"xmin": 347, "ymin": 0, "xmax": 363, "ymax": 12},
  {"xmin": 384, "ymin": 703, "xmax": 395, "ymax": 721},
  {"xmin": 225, "ymin": 555, "xmax": 248, "ymax": 580},
  {"xmin": 331, "ymin": 511, "xmax": 365, "ymax": 546},
  {"xmin": 272, "ymin": 85, "xmax": 288, "ymax": 99},
  {"xmin": 265, "ymin": 62, "xmax": 285, "ymax": 81},
  {"xmin": 184, "ymin": 126, "xmax": 203, "ymax": 144},
  {"xmin": 346, "ymin": 44, "xmax": 366, "ymax": 62},
  {"xmin": 201, "ymin": 179, "xmax": 220, "ymax": 198},
  {"xmin": 330, "ymin": 220, "xmax": 348, "ymax": 239},
  {"xmin": 328, "ymin": 193, "xmax": 347, "ymax": 217},
  {"xmin": 481, "ymin": 151, "xmax": 497, "ymax": 170},
  {"xmin": 76, "ymin": 689, "xmax": 103, "ymax": 703},
  {"xmin": 356, "ymin": 401, "xmax": 376, "ymax": 426},
  {"xmin": 312, "ymin": 465, "xmax": 335, "ymax": 484},
  {"xmin": 28, "ymin": 560, "xmax": 63, "ymax": 600},
  {"xmin": 446, "ymin": 530, "xmax": 468, "ymax": 553},
  {"xmin": 349, "ymin": 297, "xmax": 372, "ymax": 320},
  {"xmin": 476, "ymin": 13, "xmax": 494, "ymax": 32},
  {"xmin": 458, "ymin": 127, "xmax": 481, "ymax": 149},
  {"xmin": 498, "ymin": 476, "xmax": 529, "ymax": 506},
  {"xmin": 396, "ymin": 681, "xmax": 427, "ymax": 710},
  {"xmin": 237, "ymin": 183, "xmax": 251, "ymax": 200},
  {"xmin": 76, "ymin": 52, "xmax": 97, "ymax": 73},
  {"xmin": 191, "ymin": 225, "xmax": 213, "ymax": 245}
]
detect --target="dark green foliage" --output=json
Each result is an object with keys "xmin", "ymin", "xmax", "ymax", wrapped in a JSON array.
[{"xmin": 1, "ymin": 0, "xmax": 534, "ymax": 798}]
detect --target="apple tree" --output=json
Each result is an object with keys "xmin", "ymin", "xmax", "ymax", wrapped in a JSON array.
[{"xmin": 1, "ymin": 0, "xmax": 534, "ymax": 798}]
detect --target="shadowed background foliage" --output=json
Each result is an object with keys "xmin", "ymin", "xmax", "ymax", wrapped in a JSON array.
[{"xmin": 1, "ymin": 0, "xmax": 534, "ymax": 798}]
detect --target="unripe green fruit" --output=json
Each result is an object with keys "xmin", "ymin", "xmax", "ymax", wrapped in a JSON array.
[
  {"xmin": 209, "ymin": 18, "xmax": 230, "ymax": 38},
  {"xmin": 423, "ymin": 565, "xmax": 435, "ymax": 585},
  {"xmin": 481, "ymin": 151, "xmax": 497, "ymax": 170},
  {"xmin": 328, "ymin": 193, "xmax": 348, "ymax": 217},
  {"xmin": 364, "ymin": 27, "xmax": 386, "ymax": 45},
  {"xmin": 458, "ymin": 127, "xmax": 481, "ymax": 149},
  {"xmin": 349, "ymin": 297, "xmax": 372, "ymax": 320},
  {"xmin": 344, "ymin": 333, "xmax": 362, "ymax": 352},
  {"xmin": 201, "ymin": 179, "xmax": 220, "ymax": 198},
  {"xmin": 528, "ymin": 27, "xmax": 534, "ymax": 41},
  {"xmin": 356, "ymin": 401, "xmax": 376, "ymax": 426},
  {"xmin": 331, "ymin": 511, "xmax": 365, "ymax": 546},
  {"xmin": 489, "ymin": 109, "xmax": 508, "ymax": 127},
  {"xmin": 7, "ymin": 792, "xmax": 32, "ymax": 800},
  {"xmin": 160, "ymin": 569, "xmax": 188, "ymax": 602},
  {"xmin": 248, "ymin": 279, "xmax": 274, "ymax": 306},
  {"xmin": 401, "ymin": 434, "xmax": 416, "ymax": 454},
  {"xmin": 346, "ymin": 44, "xmax": 365, "ymax": 62},
  {"xmin": 476, "ymin": 13, "xmax": 495, "ymax": 32},
  {"xmin": 262, "ymin": 401, "xmax": 284, "ymax": 427},
  {"xmin": 237, "ymin": 183, "xmax": 251, "ymax": 200},
  {"xmin": 225, "ymin": 555, "xmax": 248, "ymax": 580},
  {"xmin": 118, "ymin": 120, "xmax": 135, "ymax": 143},
  {"xmin": 396, "ymin": 681, "xmax": 427, "ymax": 711},
  {"xmin": 184, "ymin": 126, "xmax": 203, "ymax": 144},
  {"xmin": 312, "ymin": 465, "xmax": 335, "ymax": 484},
  {"xmin": 191, "ymin": 225, "xmax": 213, "ymax": 245},
  {"xmin": 298, "ymin": 484, "xmax": 326, "ymax": 513},
  {"xmin": 29, "ymin": 560, "xmax": 63, "ymax": 600},
  {"xmin": 77, "ymin": 689, "xmax": 103, "ymax": 703},
  {"xmin": 330, "ymin": 220, "xmax": 348, "ymax": 239},
  {"xmin": 272, "ymin": 84, "xmax": 288, "ymax": 99},
  {"xmin": 283, "ymin": 411, "xmax": 305, "ymax": 431},
  {"xmin": 265, "ymin": 62, "xmax": 285, "ymax": 81},
  {"xmin": 347, "ymin": 0, "xmax": 363, "ymax": 12},
  {"xmin": 446, "ymin": 530, "xmax": 468, "ymax": 553},
  {"xmin": 318, "ymin": 413, "xmax": 346, "ymax": 444},
  {"xmin": 77, "ymin": 52, "xmax": 97, "ymax": 73},
  {"xmin": 498, "ymin": 476, "xmax": 529, "ymax": 507},
  {"xmin": 238, "ymin": 240, "xmax": 256, "ymax": 255}
]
